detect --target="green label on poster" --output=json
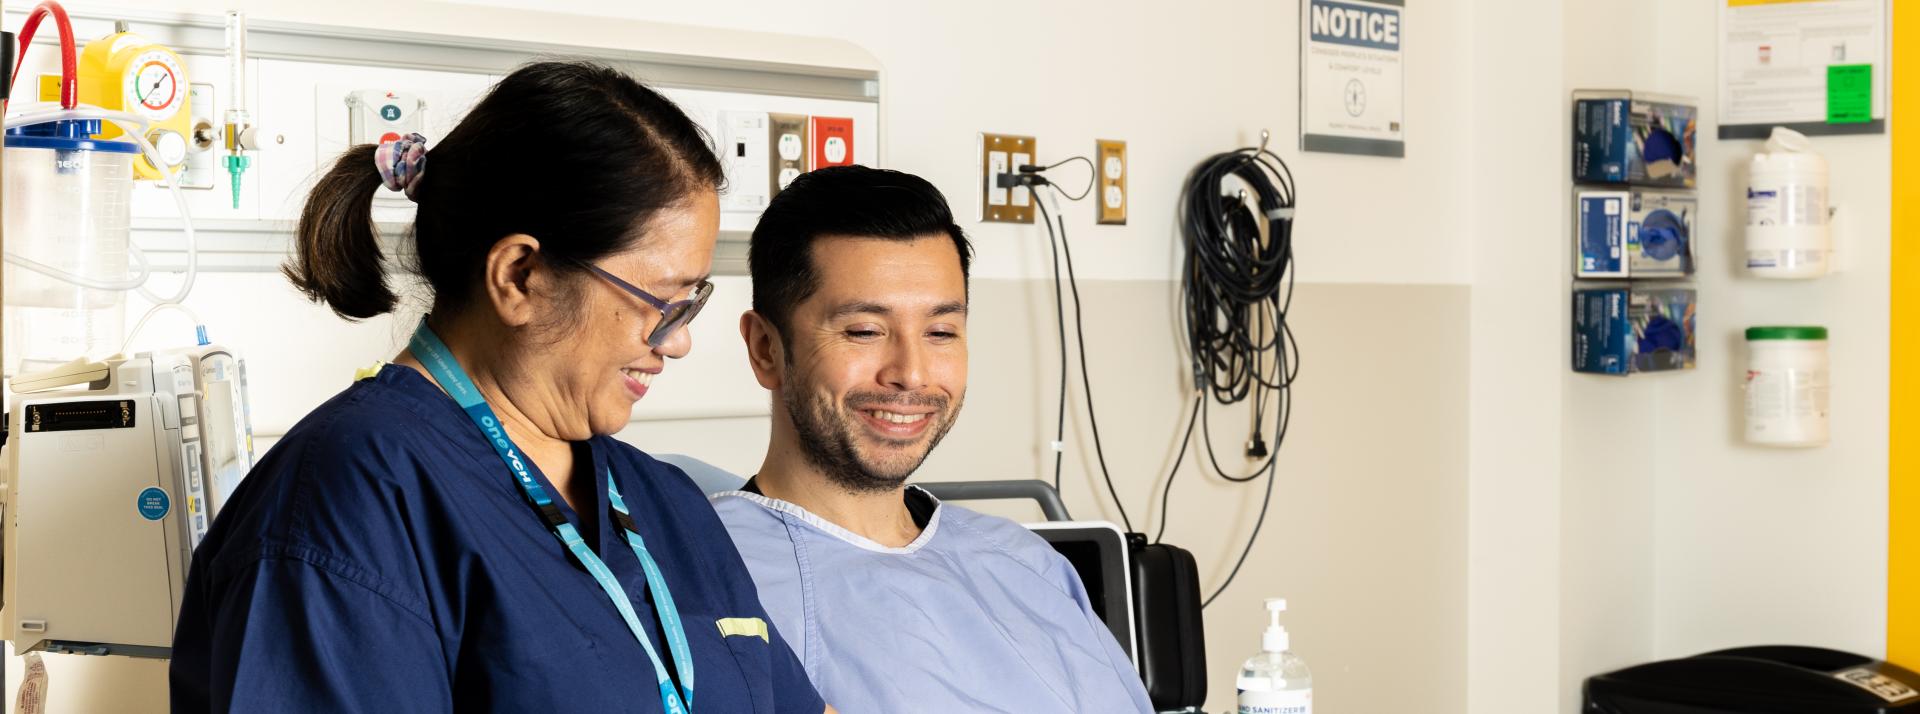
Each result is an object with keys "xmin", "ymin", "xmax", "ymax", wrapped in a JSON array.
[{"xmin": 1827, "ymin": 64, "xmax": 1872, "ymax": 124}]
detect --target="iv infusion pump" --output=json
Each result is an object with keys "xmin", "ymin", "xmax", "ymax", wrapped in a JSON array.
[{"xmin": 0, "ymin": 346, "xmax": 255, "ymax": 657}]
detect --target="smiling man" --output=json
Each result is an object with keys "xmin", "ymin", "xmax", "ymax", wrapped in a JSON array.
[{"xmin": 711, "ymin": 166, "xmax": 1151, "ymax": 714}]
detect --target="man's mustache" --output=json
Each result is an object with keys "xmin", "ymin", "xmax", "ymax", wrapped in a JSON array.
[{"xmin": 845, "ymin": 392, "xmax": 948, "ymax": 410}]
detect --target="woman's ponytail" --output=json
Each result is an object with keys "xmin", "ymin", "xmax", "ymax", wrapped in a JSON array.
[{"xmin": 285, "ymin": 144, "xmax": 396, "ymax": 320}]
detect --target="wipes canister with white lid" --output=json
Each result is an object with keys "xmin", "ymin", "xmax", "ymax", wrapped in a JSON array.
[
  {"xmin": 1746, "ymin": 127, "xmax": 1830, "ymax": 279},
  {"xmin": 1744, "ymin": 326, "xmax": 1830, "ymax": 447}
]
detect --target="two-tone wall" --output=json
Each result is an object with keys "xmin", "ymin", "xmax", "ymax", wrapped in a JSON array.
[{"xmin": 1, "ymin": 1, "xmax": 1899, "ymax": 712}]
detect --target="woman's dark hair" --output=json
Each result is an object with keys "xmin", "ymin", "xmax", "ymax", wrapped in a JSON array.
[
  {"xmin": 286, "ymin": 61, "xmax": 725, "ymax": 320},
  {"xmin": 747, "ymin": 165, "xmax": 971, "ymax": 342}
]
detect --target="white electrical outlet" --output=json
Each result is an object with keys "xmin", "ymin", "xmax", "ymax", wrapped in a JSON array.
[
  {"xmin": 987, "ymin": 151, "xmax": 1010, "ymax": 207},
  {"xmin": 1096, "ymin": 139, "xmax": 1127, "ymax": 224},
  {"xmin": 769, "ymin": 112, "xmax": 808, "ymax": 196},
  {"xmin": 1010, "ymin": 151, "xmax": 1032, "ymax": 207},
  {"xmin": 978, "ymin": 133, "xmax": 1035, "ymax": 223},
  {"xmin": 720, "ymin": 110, "xmax": 772, "ymax": 213}
]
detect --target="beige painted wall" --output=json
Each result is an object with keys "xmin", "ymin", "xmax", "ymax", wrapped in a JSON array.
[
  {"xmin": 556, "ymin": 279, "xmax": 1473, "ymax": 714},
  {"xmin": 944, "ymin": 279, "xmax": 1468, "ymax": 714}
]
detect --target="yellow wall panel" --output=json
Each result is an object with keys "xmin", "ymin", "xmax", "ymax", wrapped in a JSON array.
[{"xmin": 1891, "ymin": 0, "xmax": 1917, "ymax": 670}]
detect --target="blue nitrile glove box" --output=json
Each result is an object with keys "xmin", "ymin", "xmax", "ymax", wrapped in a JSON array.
[
  {"xmin": 1573, "ymin": 287, "xmax": 1696, "ymax": 375},
  {"xmin": 1575, "ymin": 188, "xmax": 1696, "ymax": 279},
  {"xmin": 1573, "ymin": 96, "xmax": 1696, "ymax": 188}
]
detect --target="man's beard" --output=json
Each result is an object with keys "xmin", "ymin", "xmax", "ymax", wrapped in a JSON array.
[{"xmin": 784, "ymin": 383, "xmax": 961, "ymax": 495}]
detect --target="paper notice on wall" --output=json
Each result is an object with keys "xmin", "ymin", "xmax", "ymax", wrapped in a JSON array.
[
  {"xmin": 1299, "ymin": 0, "xmax": 1405, "ymax": 157},
  {"xmin": 15, "ymin": 651, "xmax": 48, "ymax": 714},
  {"xmin": 1719, "ymin": 0, "xmax": 1887, "ymax": 138}
]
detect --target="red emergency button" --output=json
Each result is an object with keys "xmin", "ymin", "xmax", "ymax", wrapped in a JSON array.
[{"xmin": 379, "ymin": 132, "xmax": 401, "ymax": 145}]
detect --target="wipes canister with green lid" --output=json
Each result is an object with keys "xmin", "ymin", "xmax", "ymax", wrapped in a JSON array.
[{"xmin": 1744, "ymin": 326, "xmax": 1829, "ymax": 447}]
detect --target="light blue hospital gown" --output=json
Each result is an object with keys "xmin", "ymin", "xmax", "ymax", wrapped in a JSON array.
[{"xmin": 711, "ymin": 488, "xmax": 1154, "ymax": 714}]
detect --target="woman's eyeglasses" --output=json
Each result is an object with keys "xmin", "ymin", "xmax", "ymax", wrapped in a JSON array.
[{"xmin": 583, "ymin": 264, "xmax": 714, "ymax": 348}]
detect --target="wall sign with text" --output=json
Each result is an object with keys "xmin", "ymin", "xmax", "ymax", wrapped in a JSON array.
[{"xmin": 1300, "ymin": 0, "xmax": 1406, "ymax": 158}]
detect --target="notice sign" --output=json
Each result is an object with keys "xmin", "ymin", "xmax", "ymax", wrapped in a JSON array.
[
  {"xmin": 1718, "ymin": 0, "xmax": 1886, "ymax": 139},
  {"xmin": 1300, "ymin": 0, "xmax": 1405, "ymax": 158}
]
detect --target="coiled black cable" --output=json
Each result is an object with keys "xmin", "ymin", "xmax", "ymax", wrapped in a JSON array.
[
  {"xmin": 1183, "ymin": 147, "xmax": 1296, "ymax": 405},
  {"xmin": 1165, "ymin": 143, "xmax": 1300, "ymax": 607}
]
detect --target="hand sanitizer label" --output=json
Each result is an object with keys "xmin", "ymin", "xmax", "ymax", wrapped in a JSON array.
[{"xmin": 1238, "ymin": 688, "xmax": 1311, "ymax": 714}]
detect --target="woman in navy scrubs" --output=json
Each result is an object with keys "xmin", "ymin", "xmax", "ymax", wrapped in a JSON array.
[{"xmin": 171, "ymin": 61, "xmax": 829, "ymax": 714}]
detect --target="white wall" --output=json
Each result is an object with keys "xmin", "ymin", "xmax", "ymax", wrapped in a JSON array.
[
  {"xmin": 1466, "ymin": 0, "xmax": 1568, "ymax": 710},
  {"xmin": 1648, "ymin": 0, "xmax": 1891, "ymax": 661},
  {"xmin": 1547, "ymin": 2, "xmax": 1894, "ymax": 710},
  {"xmin": 447, "ymin": 0, "xmax": 1477, "ymax": 286},
  {"xmin": 1556, "ymin": 3, "xmax": 1663, "ymax": 711}
]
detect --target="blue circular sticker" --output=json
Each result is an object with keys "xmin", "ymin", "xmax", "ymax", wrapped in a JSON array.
[{"xmin": 136, "ymin": 487, "xmax": 170, "ymax": 521}]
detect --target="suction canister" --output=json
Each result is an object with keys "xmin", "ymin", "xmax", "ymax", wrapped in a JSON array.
[{"xmin": 2, "ymin": 118, "xmax": 137, "ymax": 372}]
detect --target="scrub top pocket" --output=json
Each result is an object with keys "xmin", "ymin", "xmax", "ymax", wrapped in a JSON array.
[{"xmin": 699, "ymin": 613, "xmax": 777, "ymax": 713}]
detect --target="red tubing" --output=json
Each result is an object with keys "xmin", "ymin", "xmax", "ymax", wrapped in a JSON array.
[{"xmin": 11, "ymin": 1, "xmax": 78, "ymax": 109}]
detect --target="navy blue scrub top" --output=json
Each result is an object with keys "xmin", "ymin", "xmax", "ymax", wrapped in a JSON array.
[{"xmin": 171, "ymin": 365, "xmax": 824, "ymax": 714}]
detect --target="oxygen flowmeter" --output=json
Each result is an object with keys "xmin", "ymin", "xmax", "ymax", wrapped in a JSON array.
[{"xmin": 221, "ymin": 11, "xmax": 259, "ymax": 210}]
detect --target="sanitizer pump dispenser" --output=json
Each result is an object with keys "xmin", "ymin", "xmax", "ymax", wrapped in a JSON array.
[{"xmin": 1236, "ymin": 598, "xmax": 1313, "ymax": 714}]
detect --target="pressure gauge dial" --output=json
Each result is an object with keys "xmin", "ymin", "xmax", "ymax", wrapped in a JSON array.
[{"xmin": 125, "ymin": 50, "xmax": 185, "ymax": 121}]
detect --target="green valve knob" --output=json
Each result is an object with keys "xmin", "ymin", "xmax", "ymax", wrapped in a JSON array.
[{"xmin": 224, "ymin": 154, "xmax": 252, "ymax": 209}]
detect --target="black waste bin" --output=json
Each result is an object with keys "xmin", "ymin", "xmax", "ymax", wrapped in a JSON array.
[{"xmin": 1586, "ymin": 645, "xmax": 1920, "ymax": 713}]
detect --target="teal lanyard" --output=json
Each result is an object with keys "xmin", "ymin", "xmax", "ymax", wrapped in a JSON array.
[{"xmin": 410, "ymin": 321, "xmax": 694, "ymax": 714}]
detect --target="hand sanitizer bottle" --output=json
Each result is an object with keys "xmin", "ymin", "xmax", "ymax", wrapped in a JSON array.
[{"xmin": 1237, "ymin": 598, "xmax": 1312, "ymax": 713}]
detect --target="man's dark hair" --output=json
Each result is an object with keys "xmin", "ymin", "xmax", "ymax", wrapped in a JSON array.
[{"xmin": 748, "ymin": 165, "xmax": 972, "ymax": 340}]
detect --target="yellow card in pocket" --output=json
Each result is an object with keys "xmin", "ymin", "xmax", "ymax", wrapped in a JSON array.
[{"xmin": 715, "ymin": 617, "xmax": 769, "ymax": 643}]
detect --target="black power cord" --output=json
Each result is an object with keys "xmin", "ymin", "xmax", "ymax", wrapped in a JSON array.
[
  {"xmin": 999, "ymin": 171, "xmax": 1077, "ymax": 510},
  {"xmin": 1030, "ymin": 184, "xmax": 1132, "ymax": 533},
  {"xmin": 1012, "ymin": 146, "xmax": 1297, "ymax": 607},
  {"xmin": 1043, "ymin": 188, "xmax": 1071, "ymax": 498},
  {"xmin": 1152, "ymin": 394, "xmax": 1202, "ymax": 545},
  {"xmin": 1022, "ymin": 157, "xmax": 1094, "ymax": 201}
]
